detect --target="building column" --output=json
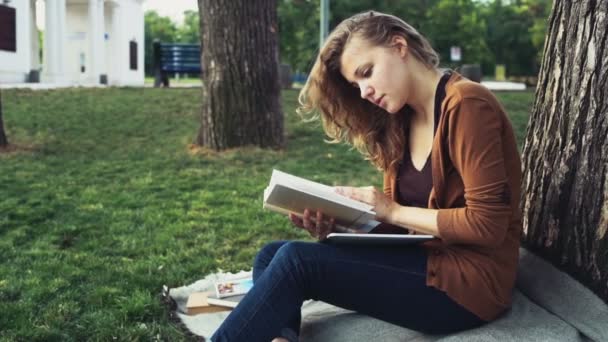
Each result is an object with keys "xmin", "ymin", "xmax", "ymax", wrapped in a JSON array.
[
  {"xmin": 30, "ymin": 0, "xmax": 40, "ymax": 74},
  {"xmin": 110, "ymin": 2, "xmax": 123, "ymax": 85},
  {"xmin": 88, "ymin": 0, "xmax": 105, "ymax": 84},
  {"xmin": 43, "ymin": 0, "xmax": 67, "ymax": 83}
]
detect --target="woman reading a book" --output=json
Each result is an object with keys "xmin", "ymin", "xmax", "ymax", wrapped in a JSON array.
[{"xmin": 212, "ymin": 10, "xmax": 521, "ymax": 342}]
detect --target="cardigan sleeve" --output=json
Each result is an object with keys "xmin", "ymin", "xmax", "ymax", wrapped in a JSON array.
[{"xmin": 436, "ymin": 97, "xmax": 512, "ymax": 247}]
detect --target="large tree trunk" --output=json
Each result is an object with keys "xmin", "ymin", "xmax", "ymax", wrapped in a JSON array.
[
  {"xmin": 0, "ymin": 90, "xmax": 8, "ymax": 147},
  {"xmin": 196, "ymin": 0, "xmax": 284, "ymax": 149},
  {"xmin": 521, "ymin": 0, "xmax": 608, "ymax": 302}
]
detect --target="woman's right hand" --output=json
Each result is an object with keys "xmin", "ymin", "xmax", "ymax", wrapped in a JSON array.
[{"xmin": 289, "ymin": 209, "xmax": 335, "ymax": 241}]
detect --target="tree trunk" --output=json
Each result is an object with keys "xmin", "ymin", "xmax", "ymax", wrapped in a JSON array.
[
  {"xmin": 0, "ymin": 90, "xmax": 8, "ymax": 147},
  {"xmin": 521, "ymin": 0, "xmax": 608, "ymax": 302},
  {"xmin": 196, "ymin": 0, "xmax": 284, "ymax": 149}
]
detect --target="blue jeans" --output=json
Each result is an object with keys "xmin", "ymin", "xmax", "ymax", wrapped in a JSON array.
[{"xmin": 211, "ymin": 240, "xmax": 485, "ymax": 342}]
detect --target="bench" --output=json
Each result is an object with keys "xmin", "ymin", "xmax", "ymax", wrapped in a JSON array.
[{"xmin": 153, "ymin": 40, "xmax": 201, "ymax": 87}]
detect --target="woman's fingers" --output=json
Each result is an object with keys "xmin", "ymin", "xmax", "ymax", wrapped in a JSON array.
[
  {"xmin": 291, "ymin": 209, "xmax": 336, "ymax": 240},
  {"xmin": 289, "ymin": 213, "xmax": 305, "ymax": 229},
  {"xmin": 335, "ymin": 186, "xmax": 377, "ymax": 205},
  {"xmin": 318, "ymin": 217, "xmax": 335, "ymax": 240}
]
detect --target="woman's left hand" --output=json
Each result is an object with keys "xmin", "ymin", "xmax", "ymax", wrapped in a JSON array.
[{"xmin": 335, "ymin": 186, "xmax": 397, "ymax": 222}]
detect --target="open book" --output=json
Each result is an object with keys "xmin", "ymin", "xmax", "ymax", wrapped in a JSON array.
[{"xmin": 263, "ymin": 169, "xmax": 380, "ymax": 232}]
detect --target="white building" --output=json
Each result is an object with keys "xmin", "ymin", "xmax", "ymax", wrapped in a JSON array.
[{"xmin": 0, "ymin": 0, "xmax": 145, "ymax": 87}]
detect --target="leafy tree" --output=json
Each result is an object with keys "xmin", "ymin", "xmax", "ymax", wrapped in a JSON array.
[
  {"xmin": 177, "ymin": 10, "xmax": 200, "ymax": 43},
  {"xmin": 144, "ymin": 10, "xmax": 179, "ymax": 75},
  {"xmin": 278, "ymin": 0, "xmax": 320, "ymax": 73},
  {"xmin": 479, "ymin": 0, "xmax": 538, "ymax": 76},
  {"xmin": 524, "ymin": 0, "xmax": 553, "ymax": 64},
  {"xmin": 424, "ymin": 0, "xmax": 491, "ymax": 69}
]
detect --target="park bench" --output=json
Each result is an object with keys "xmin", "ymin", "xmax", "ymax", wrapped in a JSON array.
[
  {"xmin": 153, "ymin": 40, "xmax": 201, "ymax": 87},
  {"xmin": 153, "ymin": 40, "xmax": 294, "ymax": 89}
]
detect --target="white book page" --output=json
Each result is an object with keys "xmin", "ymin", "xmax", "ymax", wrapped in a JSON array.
[{"xmin": 268, "ymin": 170, "xmax": 374, "ymax": 213}]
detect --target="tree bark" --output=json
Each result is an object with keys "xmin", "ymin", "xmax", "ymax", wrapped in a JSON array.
[
  {"xmin": 196, "ymin": 0, "xmax": 284, "ymax": 150},
  {"xmin": 521, "ymin": 0, "xmax": 608, "ymax": 302},
  {"xmin": 0, "ymin": 90, "xmax": 8, "ymax": 147}
]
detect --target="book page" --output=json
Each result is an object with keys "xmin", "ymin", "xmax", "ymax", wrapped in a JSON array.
[{"xmin": 267, "ymin": 170, "xmax": 374, "ymax": 213}]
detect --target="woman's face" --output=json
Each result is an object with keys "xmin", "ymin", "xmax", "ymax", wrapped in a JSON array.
[{"xmin": 339, "ymin": 35, "xmax": 410, "ymax": 114}]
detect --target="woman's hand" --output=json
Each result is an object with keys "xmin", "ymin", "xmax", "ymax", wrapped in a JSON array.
[
  {"xmin": 335, "ymin": 186, "xmax": 397, "ymax": 222},
  {"xmin": 289, "ymin": 209, "xmax": 335, "ymax": 241}
]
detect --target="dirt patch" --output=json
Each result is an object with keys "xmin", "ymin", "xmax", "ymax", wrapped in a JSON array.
[{"xmin": 0, "ymin": 143, "xmax": 38, "ymax": 156}]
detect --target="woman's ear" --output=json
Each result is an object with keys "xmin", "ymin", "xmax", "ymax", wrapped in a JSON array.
[{"xmin": 391, "ymin": 36, "xmax": 408, "ymax": 58}]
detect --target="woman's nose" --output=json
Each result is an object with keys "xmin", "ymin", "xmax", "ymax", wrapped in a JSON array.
[{"xmin": 360, "ymin": 83, "xmax": 373, "ymax": 99}]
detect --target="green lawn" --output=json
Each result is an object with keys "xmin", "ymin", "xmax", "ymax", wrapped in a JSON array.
[{"xmin": 0, "ymin": 87, "xmax": 533, "ymax": 341}]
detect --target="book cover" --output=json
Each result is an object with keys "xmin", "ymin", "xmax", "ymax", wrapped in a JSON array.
[
  {"xmin": 186, "ymin": 291, "xmax": 231, "ymax": 315},
  {"xmin": 263, "ymin": 169, "xmax": 379, "ymax": 232},
  {"xmin": 214, "ymin": 277, "xmax": 254, "ymax": 299},
  {"xmin": 207, "ymin": 293, "xmax": 246, "ymax": 309}
]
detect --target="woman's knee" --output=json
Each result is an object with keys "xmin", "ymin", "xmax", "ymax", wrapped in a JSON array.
[
  {"xmin": 253, "ymin": 240, "xmax": 290, "ymax": 271},
  {"xmin": 272, "ymin": 241, "xmax": 322, "ymax": 270}
]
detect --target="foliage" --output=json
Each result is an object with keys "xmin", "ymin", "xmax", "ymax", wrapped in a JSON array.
[
  {"xmin": 143, "ymin": 1, "xmax": 552, "ymax": 78},
  {"xmin": 0, "ymin": 87, "xmax": 532, "ymax": 339},
  {"xmin": 278, "ymin": 0, "xmax": 320, "ymax": 73},
  {"xmin": 144, "ymin": 10, "xmax": 200, "ymax": 77},
  {"xmin": 144, "ymin": 11, "xmax": 179, "ymax": 75},
  {"xmin": 424, "ymin": 0, "xmax": 491, "ymax": 69},
  {"xmin": 178, "ymin": 10, "xmax": 201, "ymax": 44},
  {"xmin": 274, "ymin": 0, "xmax": 552, "ymax": 77},
  {"xmin": 478, "ymin": 0, "xmax": 548, "ymax": 76}
]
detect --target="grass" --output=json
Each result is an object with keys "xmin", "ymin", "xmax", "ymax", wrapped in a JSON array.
[
  {"xmin": 0, "ymin": 87, "xmax": 533, "ymax": 341},
  {"xmin": 144, "ymin": 76, "xmax": 202, "ymax": 86}
]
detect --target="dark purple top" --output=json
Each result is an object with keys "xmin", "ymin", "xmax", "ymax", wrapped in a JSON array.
[{"xmin": 396, "ymin": 71, "xmax": 451, "ymax": 208}]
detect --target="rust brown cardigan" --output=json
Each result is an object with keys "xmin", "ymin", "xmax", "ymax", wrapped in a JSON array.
[{"xmin": 383, "ymin": 73, "xmax": 523, "ymax": 321}]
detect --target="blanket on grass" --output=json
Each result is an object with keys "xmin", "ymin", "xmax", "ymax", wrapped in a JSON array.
[{"xmin": 168, "ymin": 248, "xmax": 608, "ymax": 341}]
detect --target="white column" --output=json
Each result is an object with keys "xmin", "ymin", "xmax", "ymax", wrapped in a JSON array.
[
  {"xmin": 30, "ymin": 0, "xmax": 40, "ymax": 72},
  {"xmin": 57, "ymin": 0, "xmax": 66, "ymax": 82},
  {"xmin": 43, "ymin": 0, "xmax": 66, "ymax": 83},
  {"xmin": 110, "ymin": 2, "xmax": 123, "ymax": 85},
  {"xmin": 88, "ymin": 0, "xmax": 105, "ymax": 84}
]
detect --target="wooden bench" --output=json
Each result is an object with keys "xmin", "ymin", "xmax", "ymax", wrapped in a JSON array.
[{"xmin": 153, "ymin": 40, "xmax": 201, "ymax": 87}]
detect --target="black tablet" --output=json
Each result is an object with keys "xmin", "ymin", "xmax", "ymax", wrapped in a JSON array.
[{"xmin": 325, "ymin": 233, "xmax": 435, "ymax": 245}]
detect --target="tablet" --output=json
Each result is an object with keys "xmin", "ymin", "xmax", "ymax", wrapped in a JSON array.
[{"xmin": 325, "ymin": 233, "xmax": 435, "ymax": 245}]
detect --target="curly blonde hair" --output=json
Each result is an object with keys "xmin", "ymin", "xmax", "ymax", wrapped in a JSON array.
[{"xmin": 297, "ymin": 11, "xmax": 439, "ymax": 171}]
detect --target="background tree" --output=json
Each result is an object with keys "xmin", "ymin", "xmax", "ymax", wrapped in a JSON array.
[
  {"xmin": 149, "ymin": 1, "xmax": 550, "ymax": 79},
  {"xmin": 144, "ymin": 10, "xmax": 179, "ymax": 75},
  {"xmin": 278, "ymin": 0, "xmax": 319, "ymax": 74},
  {"xmin": 177, "ymin": 10, "xmax": 200, "ymax": 44},
  {"xmin": 196, "ymin": 0, "xmax": 284, "ymax": 149},
  {"xmin": 480, "ymin": 0, "xmax": 538, "ymax": 76},
  {"xmin": 424, "ymin": 0, "xmax": 490, "ymax": 69},
  {"xmin": 521, "ymin": 0, "xmax": 608, "ymax": 302},
  {"xmin": 0, "ymin": 90, "xmax": 8, "ymax": 147}
]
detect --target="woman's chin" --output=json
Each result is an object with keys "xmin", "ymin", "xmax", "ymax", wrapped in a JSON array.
[{"xmin": 385, "ymin": 105, "xmax": 399, "ymax": 114}]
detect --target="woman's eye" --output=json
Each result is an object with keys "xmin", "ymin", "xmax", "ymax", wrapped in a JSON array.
[{"xmin": 363, "ymin": 68, "xmax": 372, "ymax": 77}]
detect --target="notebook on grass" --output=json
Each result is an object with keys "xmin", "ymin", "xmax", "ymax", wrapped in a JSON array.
[{"xmin": 325, "ymin": 233, "xmax": 435, "ymax": 245}]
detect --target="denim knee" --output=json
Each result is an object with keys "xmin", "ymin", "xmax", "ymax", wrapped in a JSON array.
[{"xmin": 253, "ymin": 240, "xmax": 288, "ymax": 280}]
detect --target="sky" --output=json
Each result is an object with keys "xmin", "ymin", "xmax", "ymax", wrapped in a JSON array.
[{"xmin": 142, "ymin": 0, "xmax": 198, "ymax": 24}]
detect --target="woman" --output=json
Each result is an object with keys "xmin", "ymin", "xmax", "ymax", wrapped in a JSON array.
[{"xmin": 212, "ymin": 10, "xmax": 522, "ymax": 342}]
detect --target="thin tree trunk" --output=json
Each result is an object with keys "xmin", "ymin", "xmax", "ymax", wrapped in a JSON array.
[
  {"xmin": 196, "ymin": 0, "xmax": 284, "ymax": 150},
  {"xmin": 521, "ymin": 0, "xmax": 608, "ymax": 302},
  {"xmin": 0, "ymin": 90, "xmax": 8, "ymax": 147}
]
